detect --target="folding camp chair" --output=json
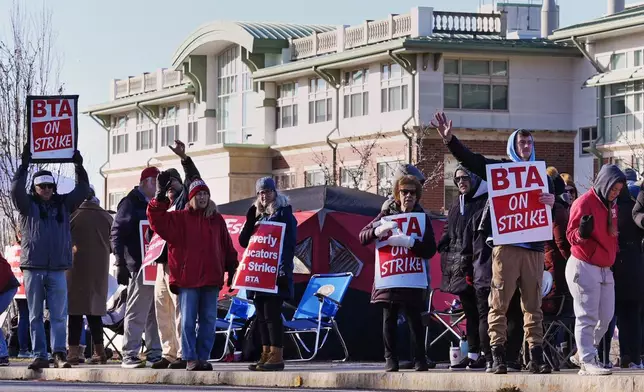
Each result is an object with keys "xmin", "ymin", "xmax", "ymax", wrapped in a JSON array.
[
  {"xmin": 102, "ymin": 282, "xmax": 127, "ymax": 360},
  {"xmin": 423, "ymin": 289, "xmax": 466, "ymax": 349},
  {"xmin": 210, "ymin": 290, "xmax": 256, "ymax": 362},
  {"xmin": 541, "ymin": 295, "xmax": 575, "ymax": 370},
  {"xmin": 282, "ymin": 272, "xmax": 353, "ymax": 362}
]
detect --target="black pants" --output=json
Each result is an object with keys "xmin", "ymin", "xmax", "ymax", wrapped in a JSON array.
[
  {"xmin": 617, "ymin": 300, "xmax": 644, "ymax": 365},
  {"xmin": 475, "ymin": 287, "xmax": 492, "ymax": 358},
  {"xmin": 255, "ymin": 296, "xmax": 284, "ymax": 348},
  {"xmin": 460, "ymin": 287, "xmax": 480, "ymax": 354},
  {"xmin": 68, "ymin": 315, "xmax": 103, "ymax": 346},
  {"xmin": 382, "ymin": 301, "xmax": 425, "ymax": 361},
  {"xmin": 506, "ymin": 289, "xmax": 524, "ymax": 364}
]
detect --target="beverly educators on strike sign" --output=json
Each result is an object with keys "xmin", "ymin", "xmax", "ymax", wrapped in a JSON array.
[
  {"xmin": 431, "ymin": 111, "xmax": 554, "ymax": 375},
  {"xmin": 27, "ymin": 95, "xmax": 79, "ymax": 163},
  {"xmin": 360, "ymin": 174, "xmax": 436, "ymax": 373}
]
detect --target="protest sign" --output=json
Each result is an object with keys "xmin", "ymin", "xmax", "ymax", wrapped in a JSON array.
[
  {"xmin": 27, "ymin": 95, "xmax": 79, "ymax": 163},
  {"xmin": 374, "ymin": 213, "xmax": 428, "ymax": 290},
  {"xmin": 141, "ymin": 234, "xmax": 166, "ymax": 269},
  {"xmin": 232, "ymin": 221, "xmax": 285, "ymax": 293},
  {"xmin": 4, "ymin": 245, "xmax": 25, "ymax": 299},
  {"xmin": 139, "ymin": 220, "xmax": 158, "ymax": 285},
  {"xmin": 486, "ymin": 161, "xmax": 553, "ymax": 245}
]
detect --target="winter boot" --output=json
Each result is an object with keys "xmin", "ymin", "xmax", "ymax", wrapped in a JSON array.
[
  {"xmin": 384, "ymin": 357, "xmax": 399, "ymax": 372},
  {"xmin": 491, "ymin": 345, "xmax": 507, "ymax": 375},
  {"xmin": 88, "ymin": 344, "xmax": 108, "ymax": 365},
  {"xmin": 78, "ymin": 345, "xmax": 86, "ymax": 363},
  {"xmin": 248, "ymin": 346, "xmax": 270, "ymax": 371},
  {"xmin": 53, "ymin": 352, "xmax": 72, "ymax": 369},
  {"xmin": 528, "ymin": 346, "xmax": 552, "ymax": 374},
  {"xmin": 66, "ymin": 346, "xmax": 81, "ymax": 366},
  {"xmin": 259, "ymin": 346, "xmax": 285, "ymax": 371}
]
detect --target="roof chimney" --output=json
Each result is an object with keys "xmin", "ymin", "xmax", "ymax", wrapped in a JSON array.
[
  {"xmin": 607, "ymin": 0, "xmax": 625, "ymax": 15},
  {"xmin": 541, "ymin": 0, "xmax": 558, "ymax": 38}
]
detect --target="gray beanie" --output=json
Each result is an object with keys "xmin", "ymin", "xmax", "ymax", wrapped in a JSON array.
[
  {"xmin": 256, "ymin": 176, "xmax": 276, "ymax": 194},
  {"xmin": 393, "ymin": 164, "xmax": 426, "ymax": 185}
]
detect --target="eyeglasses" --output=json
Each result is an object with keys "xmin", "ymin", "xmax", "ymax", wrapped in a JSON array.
[
  {"xmin": 454, "ymin": 176, "xmax": 471, "ymax": 183},
  {"xmin": 37, "ymin": 184, "xmax": 54, "ymax": 189},
  {"xmin": 399, "ymin": 189, "xmax": 416, "ymax": 196},
  {"xmin": 258, "ymin": 190, "xmax": 274, "ymax": 196}
]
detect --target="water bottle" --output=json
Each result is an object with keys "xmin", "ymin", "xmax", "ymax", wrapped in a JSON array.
[{"xmin": 459, "ymin": 334, "xmax": 469, "ymax": 362}]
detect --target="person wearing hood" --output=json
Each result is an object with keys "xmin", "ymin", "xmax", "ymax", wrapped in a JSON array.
[
  {"xmin": 438, "ymin": 165, "xmax": 488, "ymax": 370},
  {"xmin": 11, "ymin": 144, "xmax": 89, "ymax": 370},
  {"xmin": 431, "ymin": 112, "xmax": 554, "ymax": 375},
  {"xmin": 147, "ymin": 175, "xmax": 238, "ymax": 371},
  {"xmin": 239, "ymin": 177, "xmax": 297, "ymax": 372},
  {"xmin": 566, "ymin": 164, "xmax": 625, "ymax": 375},
  {"xmin": 625, "ymin": 168, "xmax": 640, "ymax": 199},
  {"xmin": 66, "ymin": 185, "xmax": 114, "ymax": 365}
]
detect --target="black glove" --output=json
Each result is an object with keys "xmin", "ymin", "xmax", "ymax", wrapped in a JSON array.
[
  {"xmin": 246, "ymin": 205, "xmax": 257, "ymax": 223},
  {"xmin": 116, "ymin": 265, "xmax": 131, "ymax": 286},
  {"xmin": 227, "ymin": 272, "xmax": 235, "ymax": 292},
  {"xmin": 578, "ymin": 215, "xmax": 594, "ymax": 239},
  {"xmin": 21, "ymin": 143, "xmax": 31, "ymax": 167},
  {"xmin": 72, "ymin": 150, "xmax": 83, "ymax": 165},
  {"xmin": 155, "ymin": 171, "xmax": 172, "ymax": 201}
]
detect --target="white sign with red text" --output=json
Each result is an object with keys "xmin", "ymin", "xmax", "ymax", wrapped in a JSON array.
[
  {"xmin": 27, "ymin": 95, "xmax": 78, "ymax": 163},
  {"xmin": 139, "ymin": 220, "xmax": 158, "ymax": 286},
  {"xmin": 4, "ymin": 245, "xmax": 25, "ymax": 299},
  {"xmin": 374, "ymin": 213, "xmax": 428, "ymax": 289},
  {"xmin": 486, "ymin": 161, "xmax": 553, "ymax": 245}
]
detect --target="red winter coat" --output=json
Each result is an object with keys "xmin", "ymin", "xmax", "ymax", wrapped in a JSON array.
[
  {"xmin": 0, "ymin": 254, "xmax": 19, "ymax": 294},
  {"xmin": 147, "ymin": 199, "xmax": 238, "ymax": 292}
]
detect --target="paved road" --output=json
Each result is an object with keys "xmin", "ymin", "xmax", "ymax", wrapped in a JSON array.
[{"xmin": 0, "ymin": 381, "xmax": 386, "ymax": 392}]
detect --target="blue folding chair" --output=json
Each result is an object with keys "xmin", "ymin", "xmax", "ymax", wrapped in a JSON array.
[
  {"xmin": 282, "ymin": 272, "xmax": 353, "ymax": 362},
  {"xmin": 211, "ymin": 289, "xmax": 256, "ymax": 362}
]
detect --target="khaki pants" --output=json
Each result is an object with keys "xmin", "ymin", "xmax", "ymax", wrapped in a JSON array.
[
  {"xmin": 155, "ymin": 263, "xmax": 182, "ymax": 361},
  {"xmin": 488, "ymin": 245, "xmax": 544, "ymax": 348}
]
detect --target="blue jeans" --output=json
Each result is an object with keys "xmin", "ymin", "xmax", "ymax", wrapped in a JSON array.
[
  {"xmin": 16, "ymin": 298, "xmax": 30, "ymax": 352},
  {"xmin": 178, "ymin": 287, "xmax": 219, "ymax": 361},
  {"xmin": 23, "ymin": 270, "xmax": 68, "ymax": 358},
  {"xmin": 0, "ymin": 288, "xmax": 17, "ymax": 357}
]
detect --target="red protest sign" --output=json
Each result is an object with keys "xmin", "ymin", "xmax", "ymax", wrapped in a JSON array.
[
  {"xmin": 141, "ymin": 234, "xmax": 167, "ymax": 268},
  {"xmin": 4, "ymin": 245, "xmax": 25, "ymax": 299},
  {"xmin": 139, "ymin": 220, "xmax": 157, "ymax": 286},
  {"xmin": 485, "ymin": 161, "xmax": 553, "ymax": 245},
  {"xmin": 27, "ymin": 95, "xmax": 78, "ymax": 163},
  {"xmin": 232, "ymin": 221, "xmax": 286, "ymax": 294}
]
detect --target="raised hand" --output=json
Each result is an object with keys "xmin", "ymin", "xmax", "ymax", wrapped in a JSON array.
[
  {"xmin": 429, "ymin": 112, "xmax": 453, "ymax": 143},
  {"xmin": 21, "ymin": 142, "xmax": 31, "ymax": 166},
  {"xmin": 168, "ymin": 140, "xmax": 187, "ymax": 159}
]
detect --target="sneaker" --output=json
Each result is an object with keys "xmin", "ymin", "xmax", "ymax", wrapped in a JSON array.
[
  {"xmin": 507, "ymin": 361, "xmax": 522, "ymax": 372},
  {"xmin": 146, "ymin": 357, "xmax": 163, "ymax": 366},
  {"xmin": 450, "ymin": 356, "xmax": 470, "ymax": 371},
  {"xmin": 121, "ymin": 357, "xmax": 146, "ymax": 369},
  {"xmin": 27, "ymin": 357, "xmax": 50, "ymax": 370},
  {"xmin": 579, "ymin": 361, "xmax": 612, "ymax": 376},
  {"xmin": 628, "ymin": 362, "xmax": 640, "ymax": 370},
  {"xmin": 414, "ymin": 359, "xmax": 429, "ymax": 371},
  {"xmin": 0, "ymin": 357, "xmax": 9, "ymax": 366},
  {"xmin": 467, "ymin": 356, "xmax": 487, "ymax": 371},
  {"xmin": 168, "ymin": 358, "xmax": 187, "ymax": 369},
  {"xmin": 200, "ymin": 361, "xmax": 213, "ymax": 371},
  {"xmin": 17, "ymin": 351, "xmax": 32, "ymax": 359},
  {"xmin": 150, "ymin": 358, "xmax": 171, "ymax": 369},
  {"xmin": 384, "ymin": 358, "xmax": 399, "ymax": 372}
]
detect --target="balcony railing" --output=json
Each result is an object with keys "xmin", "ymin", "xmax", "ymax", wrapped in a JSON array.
[
  {"xmin": 113, "ymin": 69, "xmax": 186, "ymax": 99},
  {"xmin": 290, "ymin": 7, "xmax": 506, "ymax": 60}
]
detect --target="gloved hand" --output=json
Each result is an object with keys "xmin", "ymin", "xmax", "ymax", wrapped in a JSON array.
[
  {"xmin": 21, "ymin": 143, "xmax": 31, "ymax": 167},
  {"xmin": 375, "ymin": 221, "xmax": 398, "ymax": 238},
  {"xmin": 246, "ymin": 205, "xmax": 257, "ymax": 223},
  {"xmin": 72, "ymin": 150, "xmax": 83, "ymax": 165},
  {"xmin": 578, "ymin": 215, "xmax": 594, "ymax": 239},
  {"xmin": 155, "ymin": 171, "xmax": 172, "ymax": 201},
  {"xmin": 116, "ymin": 265, "xmax": 131, "ymax": 286},
  {"xmin": 386, "ymin": 234, "xmax": 415, "ymax": 249},
  {"xmin": 227, "ymin": 272, "xmax": 235, "ymax": 292}
]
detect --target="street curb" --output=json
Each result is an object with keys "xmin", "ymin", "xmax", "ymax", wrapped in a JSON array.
[{"xmin": 0, "ymin": 367, "xmax": 641, "ymax": 391}]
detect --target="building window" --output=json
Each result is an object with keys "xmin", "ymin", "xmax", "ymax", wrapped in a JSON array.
[
  {"xmin": 112, "ymin": 134, "xmax": 128, "ymax": 155},
  {"xmin": 377, "ymin": 160, "xmax": 404, "ymax": 196},
  {"xmin": 443, "ymin": 59, "xmax": 509, "ymax": 111},
  {"xmin": 579, "ymin": 126, "xmax": 598, "ymax": 155},
  {"xmin": 603, "ymin": 81, "xmax": 644, "ymax": 142},
  {"xmin": 381, "ymin": 63, "xmax": 408, "ymax": 113},
  {"xmin": 610, "ymin": 53, "xmax": 627, "ymax": 70},
  {"xmin": 160, "ymin": 105, "xmax": 177, "ymax": 120},
  {"xmin": 188, "ymin": 122, "xmax": 198, "ymax": 143},
  {"xmin": 305, "ymin": 170, "xmax": 326, "ymax": 187},
  {"xmin": 135, "ymin": 130, "xmax": 153, "ymax": 151},
  {"xmin": 340, "ymin": 166, "xmax": 366, "ymax": 190},
  {"xmin": 274, "ymin": 172, "xmax": 296, "ymax": 190},
  {"xmin": 343, "ymin": 69, "xmax": 369, "ymax": 118},
  {"xmin": 112, "ymin": 115, "xmax": 127, "ymax": 129},
  {"xmin": 276, "ymin": 82, "xmax": 298, "ymax": 129},
  {"xmin": 308, "ymin": 78, "xmax": 332, "ymax": 124},
  {"xmin": 108, "ymin": 191, "xmax": 128, "ymax": 212},
  {"xmin": 136, "ymin": 111, "xmax": 147, "ymax": 127},
  {"xmin": 161, "ymin": 125, "xmax": 179, "ymax": 147}
]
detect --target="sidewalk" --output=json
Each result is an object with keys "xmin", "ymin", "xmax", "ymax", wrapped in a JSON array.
[{"xmin": 0, "ymin": 361, "xmax": 641, "ymax": 391}]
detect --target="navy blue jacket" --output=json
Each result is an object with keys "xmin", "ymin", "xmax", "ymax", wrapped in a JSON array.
[{"xmin": 110, "ymin": 187, "xmax": 149, "ymax": 273}]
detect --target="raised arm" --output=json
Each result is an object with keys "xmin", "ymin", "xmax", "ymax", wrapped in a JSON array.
[
  {"xmin": 11, "ymin": 144, "xmax": 32, "ymax": 215},
  {"xmin": 63, "ymin": 151, "xmax": 90, "ymax": 213},
  {"xmin": 239, "ymin": 205, "xmax": 257, "ymax": 248}
]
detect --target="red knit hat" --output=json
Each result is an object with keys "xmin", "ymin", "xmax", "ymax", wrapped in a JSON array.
[
  {"xmin": 188, "ymin": 179, "xmax": 210, "ymax": 201},
  {"xmin": 140, "ymin": 166, "xmax": 160, "ymax": 182}
]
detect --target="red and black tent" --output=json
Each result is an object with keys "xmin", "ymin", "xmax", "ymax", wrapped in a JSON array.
[{"xmin": 218, "ymin": 185, "xmax": 453, "ymax": 361}]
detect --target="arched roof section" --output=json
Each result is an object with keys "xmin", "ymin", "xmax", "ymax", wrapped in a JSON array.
[{"xmin": 172, "ymin": 21, "xmax": 335, "ymax": 69}]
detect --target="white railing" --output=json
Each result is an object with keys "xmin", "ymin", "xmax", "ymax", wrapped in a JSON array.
[
  {"xmin": 144, "ymin": 73, "xmax": 157, "ymax": 92},
  {"xmin": 112, "ymin": 69, "xmax": 187, "ymax": 100},
  {"xmin": 162, "ymin": 69, "xmax": 182, "ymax": 88}
]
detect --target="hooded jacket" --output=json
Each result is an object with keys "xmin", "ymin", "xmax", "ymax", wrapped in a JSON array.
[
  {"xmin": 110, "ymin": 187, "xmax": 149, "ymax": 273},
  {"xmin": 567, "ymin": 164, "xmax": 626, "ymax": 268},
  {"xmin": 11, "ymin": 162, "xmax": 90, "ymax": 271},
  {"xmin": 544, "ymin": 175, "xmax": 571, "ymax": 298},
  {"xmin": 438, "ymin": 166, "xmax": 488, "ymax": 294},
  {"xmin": 445, "ymin": 131, "xmax": 553, "ymax": 253},
  {"xmin": 614, "ymin": 187, "xmax": 644, "ymax": 301}
]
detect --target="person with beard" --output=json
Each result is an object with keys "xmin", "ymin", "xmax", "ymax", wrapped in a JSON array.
[
  {"xmin": 11, "ymin": 144, "xmax": 89, "ymax": 369},
  {"xmin": 359, "ymin": 175, "xmax": 436, "ymax": 372},
  {"xmin": 438, "ymin": 166, "xmax": 487, "ymax": 370}
]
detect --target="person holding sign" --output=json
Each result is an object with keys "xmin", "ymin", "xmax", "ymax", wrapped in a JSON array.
[
  {"xmin": 147, "ymin": 176, "xmax": 238, "ymax": 371},
  {"xmin": 238, "ymin": 177, "xmax": 297, "ymax": 372},
  {"xmin": 359, "ymin": 175, "xmax": 436, "ymax": 372},
  {"xmin": 566, "ymin": 165, "xmax": 625, "ymax": 375},
  {"xmin": 11, "ymin": 143, "xmax": 89, "ymax": 370},
  {"xmin": 432, "ymin": 112, "xmax": 554, "ymax": 375}
]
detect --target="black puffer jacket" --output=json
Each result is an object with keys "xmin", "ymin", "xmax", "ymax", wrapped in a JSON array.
[
  {"xmin": 438, "ymin": 166, "xmax": 488, "ymax": 294},
  {"xmin": 615, "ymin": 188, "xmax": 644, "ymax": 301}
]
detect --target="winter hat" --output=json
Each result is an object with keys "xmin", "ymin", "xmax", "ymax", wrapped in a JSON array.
[
  {"xmin": 546, "ymin": 166, "xmax": 559, "ymax": 179},
  {"xmin": 393, "ymin": 164, "xmax": 426, "ymax": 185},
  {"xmin": 188, "ymin": 178, "xmax": 210, "ymax": 201},
  {"xmin": 165, "ymin": 168, "xmax": 182, "ymax": 183},
  {"xmin": 552, "ymin": 175, "xmax": 566, "ymax": 197},
  {"xmin": 625, "ymin": 168, "xmax": 638, "ymax": 183},
  {"xmin": 140, "ymin": 166, "xmax": 160, "ymax": 182},
  {"xmin": 256, "ymin": 177, "xmax": 276, "ymax": 194},
  {"xmin": 33, "ymin": 170, "xmax": 55, "ymax": 187}
]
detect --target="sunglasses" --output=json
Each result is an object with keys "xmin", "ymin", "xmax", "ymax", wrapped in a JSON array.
[
  {"xmin": 399, "ymin": 189, "xmax": 416, "ymax": 196},
  {"xmin": 36, "ymin": 184, "xmax": 54, "ymax": 189},
  {"xmin": 454, "ymin": 176, "xmax": 471, "ymax": 183}
]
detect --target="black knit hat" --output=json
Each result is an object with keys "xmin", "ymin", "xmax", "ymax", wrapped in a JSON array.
[{"xmin": 165, "ymin": 168, "xmax": 182, "ymax": 183}]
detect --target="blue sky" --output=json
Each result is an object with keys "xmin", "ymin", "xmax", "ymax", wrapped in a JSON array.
[{"xmin": 0, "ymin": 0, "xmax": 616, "ymax": 199}]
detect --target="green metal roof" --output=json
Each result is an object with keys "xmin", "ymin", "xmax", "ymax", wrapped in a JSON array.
[
  {"xmin": 405, "ymin": 34, "xmax": 579, "ymax": 54},
  {"xmin": 556, "ymin": 5, "xmax": 644, "ymax": 33},
  {"xmin": 233, "ymin": 22, "xmax": 335, "ymax": 40},
  {"xmin": 550, "ymin": 5, "xmax": 644, "ymax": 40}
]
